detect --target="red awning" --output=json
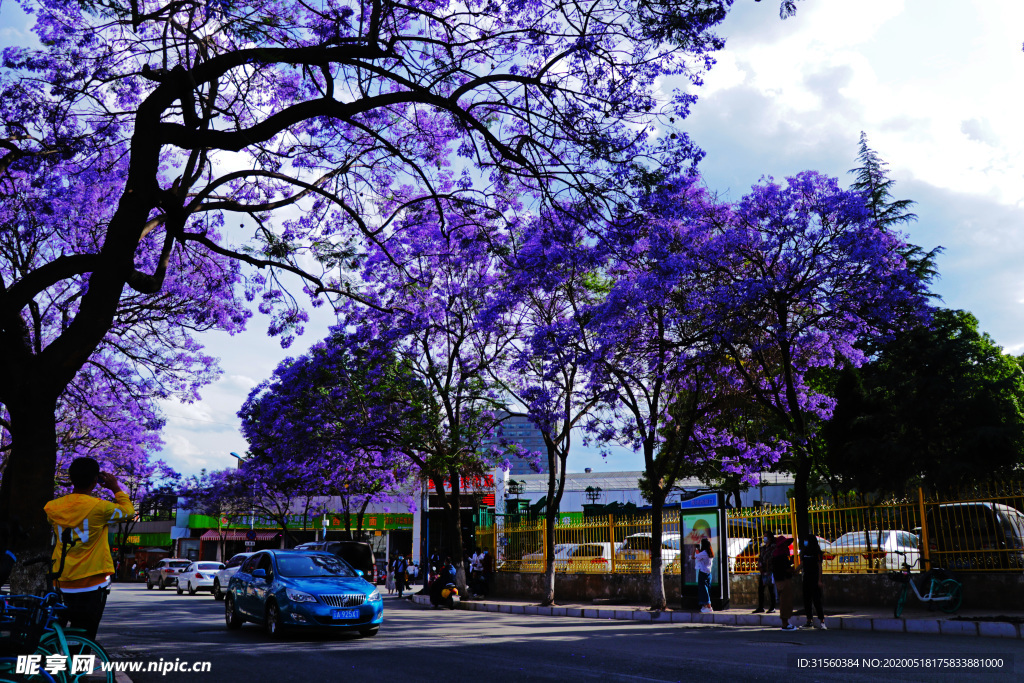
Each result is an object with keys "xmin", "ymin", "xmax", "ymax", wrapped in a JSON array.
[{"xmin": 199, "ymin": 530, "xmax": 279, "ymax": 541}]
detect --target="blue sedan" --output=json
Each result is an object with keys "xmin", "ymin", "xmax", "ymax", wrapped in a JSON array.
[{"xmin": 225, "ymin": 550, "xmax": 383, "ymax": 637}]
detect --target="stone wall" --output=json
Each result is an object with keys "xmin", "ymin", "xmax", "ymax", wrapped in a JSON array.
[{"xmin": 494, "ymin": 571, "xmax": 1024, "ymax": 610}]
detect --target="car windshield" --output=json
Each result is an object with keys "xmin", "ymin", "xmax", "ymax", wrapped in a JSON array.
[
  {"xmin": 276, "ymin": 554, "xmax": 358, "ymax": 578},
  {"xmin": 197, "ymin": 563, "xmax": 224, "ymax": 571}
]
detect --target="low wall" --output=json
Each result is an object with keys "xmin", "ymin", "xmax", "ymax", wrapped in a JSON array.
[{"xmin": 494, "ymin": 571, "xmax": 1024, "ymax": 610}]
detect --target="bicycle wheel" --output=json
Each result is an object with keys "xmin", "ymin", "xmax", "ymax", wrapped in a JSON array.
[
  {"xmin": 894, "ymin": 585, "xmax": 909, "ymax": 618},
  {"xmin": 0, "ymin": 656, "xmax": 59, "ymax": 682},
  {"xmin": 939, "ymin": 579, "xmax": 962, "ymax": 613},
  {"xmin": 37, "ymin": 631, "xmax": 113, "ymax": 683}
]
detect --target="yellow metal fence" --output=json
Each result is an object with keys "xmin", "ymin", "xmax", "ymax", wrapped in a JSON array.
[{"xmin": 486, "ymin": 480, "xmax": 1024, "ymax": 575}]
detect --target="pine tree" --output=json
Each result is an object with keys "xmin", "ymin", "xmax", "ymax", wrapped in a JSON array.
[{"xmin": 848, "ymin": 131, "xmax": 942, "ymax": 288}]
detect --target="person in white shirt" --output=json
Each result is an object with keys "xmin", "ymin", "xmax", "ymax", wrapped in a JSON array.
[{"xmin": 694, "ymin": 538, "xmax": 714, "ymax": 614}]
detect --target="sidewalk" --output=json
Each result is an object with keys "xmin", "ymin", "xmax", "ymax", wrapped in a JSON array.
[{"xmin": 409, "ymin": 594, "xmax": 1024, "ymax": 639}]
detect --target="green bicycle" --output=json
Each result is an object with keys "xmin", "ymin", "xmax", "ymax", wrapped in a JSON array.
[{"xmin": 889, "ymin": 551, "xmax": 963, "ymax": 618}]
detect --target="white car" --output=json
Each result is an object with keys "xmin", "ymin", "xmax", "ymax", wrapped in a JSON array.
[
  {"xmin": 521, "ymin": 544, "xmax": 575, "ymax": 570},
  {"xmin": 212, "ymin": 552, "xmax": 254, "ymax": 601},
  {"xmin": 824, "ymin": 530, "xmax": 920, "ymax": 573},
  {"xmin": 176, "ymin": 561, "xmax": 226, "ymax": 595},
  {"xmin": 521, "ymin": 543, "xmax": 614, "ymax": 573},
  {"xmin": 615, "ymin": 533, "xmax": 682, "ymax": 569}
]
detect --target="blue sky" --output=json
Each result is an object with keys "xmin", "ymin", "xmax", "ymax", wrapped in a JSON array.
[{"xmin": 5, "ymin": 1, "xmax": 1024, "ymax": 476}]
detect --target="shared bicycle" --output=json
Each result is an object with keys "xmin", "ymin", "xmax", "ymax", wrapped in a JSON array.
[
  {"xmin": 0, "ymin": 529, "xmax": 113, "ymax": 682},
  {"xmin": 889, "ymin": 551, "xmax": 963, "ymax": 618}
]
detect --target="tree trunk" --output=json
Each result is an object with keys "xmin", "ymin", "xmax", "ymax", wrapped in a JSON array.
[
  {"xmin": 542, "ymin": 505, "xmax": 557, "ymax": 606},
  {"xmin": 437, "ymin": 471, "xmax": 467, "ymax": 592},
  {"xmin": 649, "ymin": 488, "xmax": 667, "ymax": 611},
  {"xmin": 793, "ymin": 450, "xmax": 811, "ymax": 541},
  {"xmin": 1, "ymin": 394, "xmax": 60, "ymax": 592}
]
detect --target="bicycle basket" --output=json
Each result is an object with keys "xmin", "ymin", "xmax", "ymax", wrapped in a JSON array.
[
  {"xmin": 888, "ymin": 570, "xmax": 911, "ymax": 584},
  {"xmin": 0, "ymin": 596, "xmax": 52, "ymax": 657}
]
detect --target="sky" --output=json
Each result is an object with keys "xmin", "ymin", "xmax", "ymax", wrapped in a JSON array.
[{"xmin": 5, "ymin": 0, "xmax": 1024, "ymax": 478}]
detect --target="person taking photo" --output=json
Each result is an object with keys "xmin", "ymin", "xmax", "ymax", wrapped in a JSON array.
[{"xmin": 44, "ymin": 457, "xmax": 134, "ymax": 641}]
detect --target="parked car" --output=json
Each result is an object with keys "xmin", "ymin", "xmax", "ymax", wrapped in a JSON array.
[
  {"xmin": 823, "ymin": 530, "xmax": 919, "ymax": 573},
  {"xmin": 521, "ymin": 543, "xmax": 575, "ymax": 571},
  {"xmin": 615, "ymin": 533, "xmax": 682, "ymax": 571},
  {"xmin": 521, "ymin": 543, "xmax": 613, "ymax": 573},
  {"xmin": 926, "ymin": 503, "xmax": 1024, "ymax": 571},
  {"xmin": 146, "ymin": 558, "xmax": 191, "ymax": 590},
  {"xmin": 177, "ymin": 561, "xmax": 225, "ymax": 595},
  {"xmin": 563, "ymin": 542, "xmax": 614, "ymax": 573},
  {"xmin": 224, "ymin": 550, "xmax": 383, "ymax": 637},
  {"xmin": 213, "ymin": 552, "xmax": 255, "ymax": 601},
  {"xmin": 293, "ymin": 541, "xmax": 378, "ymax": 583}
]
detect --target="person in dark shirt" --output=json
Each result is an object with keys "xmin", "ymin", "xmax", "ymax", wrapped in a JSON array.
[
  {"xmin": 772, "ymin": 536, "xmax": 795, "ymax": 630},
  {"xmin": 799, "ymin": 534, "xmax": 826, "ymax": 630}
]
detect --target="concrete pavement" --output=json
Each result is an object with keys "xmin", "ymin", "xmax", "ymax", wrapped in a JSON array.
[{"xmin": 411, "ymin": 593, "xmax": 1024, "ymax": 639}]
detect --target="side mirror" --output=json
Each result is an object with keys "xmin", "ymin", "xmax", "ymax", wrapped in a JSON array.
[
  {"xmin": 355, "ymin": 570, "xmax": 364, "ymax": 577},
  {"xmin": 252, "ymin": 568, "xmax": 267, "ymax": 579}
]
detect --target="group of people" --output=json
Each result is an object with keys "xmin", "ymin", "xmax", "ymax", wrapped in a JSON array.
[
  {"xmin": 385, "ymin": 554, "xmax": 422, "ymax": 598},
  {"xmin": 754, "ymin": 531, "xmax": 827, "ymax": 631},
  {"xmin": 465, "ymin": 546, "xmax": 493, "ymax": 598}
]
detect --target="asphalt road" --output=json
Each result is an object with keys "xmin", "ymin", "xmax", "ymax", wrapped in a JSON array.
[{"xmin": 97, "ymin": 583, "xmax": 1024, "ymax": 683}]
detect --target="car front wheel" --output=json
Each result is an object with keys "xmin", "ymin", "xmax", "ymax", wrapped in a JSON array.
[
  {"xmin": 265, "ymin": 601, "xmax": 285, "ymax": 638},
  {"xmin": 225, "ymin": 594, "xmax": 243, "ymax": 630},
  {"xmin": 213, "ymin": 581, "xmax": 223, "ymax": 601},
  {"xmin": 177, "ymin": 583, "xmax": 184, "ymax": 595},
  {"xmin": 146, "ymin": 578, "xmax": 154, "ymax": 590}
]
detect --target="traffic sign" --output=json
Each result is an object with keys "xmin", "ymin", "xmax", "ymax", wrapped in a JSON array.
[
  {"xmin": 244, "ymin": 541, "xmax": 256, "ymax": 547},
  {"xmin": 245, "ymin": 530, "xmax": 257, "ymax": 541}
]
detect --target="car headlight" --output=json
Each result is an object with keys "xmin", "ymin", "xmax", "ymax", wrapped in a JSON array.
[
  {"xmin": 285, "ymin": 588, "xmax": 317, "ymax": 603},
  {"xmin": 368, "ymin": 590, "xmax": 381, "ymax": 602}
]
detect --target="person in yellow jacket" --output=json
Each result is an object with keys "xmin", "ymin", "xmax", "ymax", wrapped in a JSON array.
[{"xmin": 44, "ymin": 457, "xmax": 134, "ymax": 640}]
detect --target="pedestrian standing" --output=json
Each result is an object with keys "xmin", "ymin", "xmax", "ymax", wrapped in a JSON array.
[
  {"xmin": 386, "ymin": 556, "xmax": 396, "ymax": 595},
  {"xmin": 44, "ymin": 457, "xmax": 134, "ymax": 641},
  {"xmin": 394, "ymin": 554, "xmax": 408, "ymax": 598},
  {"xmin": 799, "ymin": 534, "xmax": 827, "ymax": 629},
  {"xmin": 694, "ymin": 538, "xmax": 714, "ymax": 614},
  {"xmin": 753, "ymin": 532, "xmax": 777, "ymax": 614},
  {"xmin": 481, "ymin": 549, "xmax": 493, "ymax": 598},
  {"xmin": 772, "ymin": 536, "xmax": 795, "ymax": 630}
]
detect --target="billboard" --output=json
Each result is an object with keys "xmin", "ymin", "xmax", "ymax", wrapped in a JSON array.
[{"xmin": 681, "ymin": 512, "xmax": 720, "ymax": 587}]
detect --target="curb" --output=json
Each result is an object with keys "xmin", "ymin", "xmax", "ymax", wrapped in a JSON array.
[{"xmin": 410, "ymin": 595, "xmax": 1023, "ymax": 639}]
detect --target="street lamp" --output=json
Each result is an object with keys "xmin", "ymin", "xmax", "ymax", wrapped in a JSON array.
[
  {"xmin": 230, "ymin": 452, "xmax": 256, "ymax": 531},
  {"xmin": 584, "ymin": 486, "xmax": 602, "ymax": 504}
]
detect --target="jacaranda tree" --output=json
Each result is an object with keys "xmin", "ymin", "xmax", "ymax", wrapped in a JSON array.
[
  {"xmin": 702, "ymin": 171, "xmax": 929, "ymax": 541},
  {"xmin": 0, "ymin": 0, "xmax": 745, "ymax": 577},
  {"xmin": 484, "ymin": 207, "xmax": 608, "ymax": 607},
  {"xmin": 588, "ymin": 176, "xmax": 780, "ymax": 610}
]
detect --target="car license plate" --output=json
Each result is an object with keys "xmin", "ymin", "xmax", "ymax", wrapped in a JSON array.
[
  {"xmin": 839, "ymin": 555, "xmax": 858, "ymax": 563},
  {"xmin": 331, "ymin": 609, "xmax": 359, "ymax": 620}
]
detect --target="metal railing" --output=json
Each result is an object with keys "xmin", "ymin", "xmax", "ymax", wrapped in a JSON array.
[{"xmin": 487, "ymin": 480, "xmax": 1024, "ymax": 575}]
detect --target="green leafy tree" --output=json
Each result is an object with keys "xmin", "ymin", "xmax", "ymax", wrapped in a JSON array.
[{"xmin": 825, "ymin": 309, "xmax": 1024, "ymax": 494}]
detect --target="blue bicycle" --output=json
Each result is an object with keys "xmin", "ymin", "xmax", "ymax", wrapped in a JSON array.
[{"xmin": 0, "ymin": 530, "xmax": 113, "ymax": 682}]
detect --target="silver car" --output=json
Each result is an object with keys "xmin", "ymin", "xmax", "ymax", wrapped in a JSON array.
[{"xmin": 212, "ymin": 552, "xmax": 254, "ymax": 601}]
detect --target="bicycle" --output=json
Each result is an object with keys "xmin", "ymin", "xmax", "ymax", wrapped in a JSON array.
[
  {"xmin": 888, "ymin": 551, "xmax": 963, "ymax": 618},
  {"xmin": 0, "ymin": 529, "xmax": 113, "ymax": 683}
]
